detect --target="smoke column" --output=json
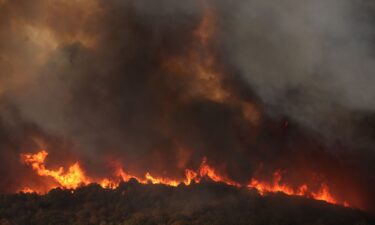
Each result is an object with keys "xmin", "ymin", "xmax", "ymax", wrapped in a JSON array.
[{"xmin": 0, "ymin": 0, "xmax": 374, "ymax": 212}]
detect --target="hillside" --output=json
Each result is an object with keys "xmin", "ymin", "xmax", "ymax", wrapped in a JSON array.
[{"xmin": 0, "ymin": 180, "xmax": 373, "ymax": 225}]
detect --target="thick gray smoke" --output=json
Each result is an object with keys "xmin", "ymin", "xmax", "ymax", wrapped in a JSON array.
[
  {"xmin": 226, "ymin": 0, "xmax": 375, "ymax": 139},
  {"xmin": 0, "ymin": 0, "xmax": 375, "ymax": 211}
]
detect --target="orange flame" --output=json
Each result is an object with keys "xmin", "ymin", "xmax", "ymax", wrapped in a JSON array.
[
  {"xmin": 197, "ymin": 157, "xmax": 241, "ymax": 187},
  {"xmin": 19, "ymin": 187, "xmax": 35, "ymax": 194},
  {"xmin": 21, "ymin": 150, "xmax": 90, "ymax": 189},
  {"xmin": 184, "ymin": 169, "xmax": 198, "ymax": 185},
  {"xmin": 20, "ymin": 150, "xmax": 239, "ymax": 192},
  {"xmin": 162, "ymin": 7, "xmax": 260, "ymax": 125},
  {"xmin": 247, "ymin": 170, "xmax": 349, "ymax": 207},
  {"xmin": 20, "ymin": 150, "xmax": 350, "ymax": 208}
]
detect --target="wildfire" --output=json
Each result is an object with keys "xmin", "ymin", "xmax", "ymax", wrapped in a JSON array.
[
  {"xmin": 21, "ymin": 150, "xmax": 90, "ymax": 189},
  {"xmin": 19, "ymin": 150, "xmax": 350, "ymax": 208},
  {"xmin": 248, "ymin": 170, "xmax": 349, "ymax": 207},
  {"xmin": 113, "ymin": 155, "xmax": 240, "ymax": 188},
  {"xmin": 20, "ymin": 187, "xmax": 35, "ymax": 194},
  {"xmin": 20, "ymin": 150, "xmax": 239, "ymax": 192},
  {"xmin": 15, "ymin": 8, "xmax": 348, "ymax": 208},
  {"xmin": 196, "ymin": 157, "xmax": 241, "ymax": 187},
  {"xmin": 162, "ymin": 7, "xmax": 261, "ymax": 125}
]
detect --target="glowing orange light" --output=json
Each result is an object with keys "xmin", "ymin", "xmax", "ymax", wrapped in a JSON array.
[
  {"xmin": 144, "ymin": 173, "xmax": 180, "ymax": 187},
  {"xmin": 247, "ymin": 170, "xmax": 349, "ymax": 207},
  {"xmin": 21, "ymin": 150, "xmax": 90, "ymax": 189},
  {"xmin": 20, "ymin": 150, "xmax": 350, "ymax": 208},
  {"xmin": 197, "ymin": 158, "xmax": 241, "ymax": 187},
  {"xmin": 184, "ymin": 169, "xmax": 198, "ymax": 185},
  {"xmin": 19, "ymin": 187, "xmax": 35, "ymax": 194}
]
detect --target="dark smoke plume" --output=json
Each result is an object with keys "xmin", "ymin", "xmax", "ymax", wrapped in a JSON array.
[{"xmin": 0, "ymin": 0, "xmax": 375, "ymax": 212}]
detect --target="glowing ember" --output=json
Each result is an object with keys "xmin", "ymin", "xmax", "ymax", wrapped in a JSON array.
[
  {"xmin": 99, "ymin": 178, "xmax": 118, "ymax": 189},
  {"xmin": 19, "ymin": 187, "xmax": 35, "ymax": 194}
]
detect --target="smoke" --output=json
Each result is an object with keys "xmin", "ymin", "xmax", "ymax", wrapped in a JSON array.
[
  {"xmin": 0, "ymin": 0, "xmax": 375, "ymax": 211},
  {"xmin": 225, "ymin": 0, "xmax": 375, "ymax": 138}
]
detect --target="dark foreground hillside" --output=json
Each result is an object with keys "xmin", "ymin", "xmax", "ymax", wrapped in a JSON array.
[{"xmin": 0, "ymin": 180, "xmax": 373, "ymax": 225}]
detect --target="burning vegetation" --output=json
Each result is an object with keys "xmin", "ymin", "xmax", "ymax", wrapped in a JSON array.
[
  {"xmin": 20, "ymin": 149, "xmax": 350, "ymax": 209},
  {"xmin": 1, "ymin": 0, "xmax": 375, "ymax": 223},
  {"xmin": 1, "ymin": 181, "xmax": 374, "ymax": 225}
]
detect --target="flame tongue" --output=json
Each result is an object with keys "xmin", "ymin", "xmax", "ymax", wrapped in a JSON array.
[
  {"xmin": 247, "ymin": 171, "xmax": 349, "ymax": 207},
  {"xmin": 197, "ymin": 158, "xmax": 241, "ymax": 187},
  {"xmin": 21, "ymin": 150, "xmax": 90, "ymax": 189},
  {"xmin": 19, "ymin": 150, "xmax": 349, "ymax": 208},
  {"xmin": 20, "ymin": 150, "xmax": 239, "ymax": 192}
]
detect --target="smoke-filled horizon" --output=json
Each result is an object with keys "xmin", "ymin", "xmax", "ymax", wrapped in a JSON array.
[{"xmin": 0, "ymin": 0, "xmax": 375, "ymax": 212}]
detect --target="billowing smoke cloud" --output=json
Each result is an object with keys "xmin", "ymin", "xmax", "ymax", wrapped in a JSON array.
[
  {"xmin": 226, "ymin": 0, "xmax": 375, "ymax": 139},
  {"xmin": 0, "ymin": 0, "xmax": 375, "ymax": 211}
]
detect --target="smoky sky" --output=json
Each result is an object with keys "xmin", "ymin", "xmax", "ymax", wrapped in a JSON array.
[
  {"xmin": 225, "ymin": 0, "xmax": 375, "ymax": 139},
  {"xmin": 0, "ymin": 0, "xmax": 375, "ymax": 211}
]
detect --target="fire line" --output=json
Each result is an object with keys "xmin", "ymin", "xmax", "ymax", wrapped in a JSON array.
[{"xmin": 20, "ymin": 150, "xmax": 350, "ymax": 208}]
